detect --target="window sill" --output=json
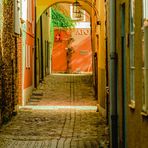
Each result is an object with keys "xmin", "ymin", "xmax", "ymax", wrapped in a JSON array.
[{"xmin": 141, "ymin": 111, "xmax": 148, "ymax": 117}]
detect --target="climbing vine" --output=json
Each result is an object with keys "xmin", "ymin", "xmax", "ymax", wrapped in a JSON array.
[
  {"xmin": 51, "ymin": 7, "xmax": 75, "ymax": 28},
  {"xmin": 49, "ymin": 6, "xmax": 75, "ymax": 56}
]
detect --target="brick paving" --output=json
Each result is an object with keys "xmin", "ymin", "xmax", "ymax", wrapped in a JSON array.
[{"xmin": 0, "ymin": 74, "xmax": 109, "ymax": 148}]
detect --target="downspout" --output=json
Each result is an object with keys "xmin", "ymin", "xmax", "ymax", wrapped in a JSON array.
[
  {"xmin": 40, "ymin": 16, "xmax": 44, "ymax": 80},
  {"xmin": 34, "ymin": 0, "xmax": 37, "ymax": 88},
  {"xmin": 90, "ymin": 17, "xmax": 96, "ymax": 95},
  {"xmin": 144, "ymin": 22, "xmax": 148, "ymax": 112},
  {"xmin": 110, "ymin": 0, "xmax": 118, "ymax": 147}
]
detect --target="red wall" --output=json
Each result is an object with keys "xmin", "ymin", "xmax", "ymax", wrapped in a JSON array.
[
  {"xmin": 52, "ymin": 28, "xmax": 92, "ymax": 73},
  {"xmin": 24, "ymin": 0, "xmax": 35, "ymax": 89},
  {"xmin": 24, "ymin": 32, "xmax": 34, "ymax": 88}
]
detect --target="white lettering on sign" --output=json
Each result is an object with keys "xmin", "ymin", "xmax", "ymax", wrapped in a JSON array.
[{"xmin": 75, "ymin": 29, "xmax": 90, "ymax": 35}]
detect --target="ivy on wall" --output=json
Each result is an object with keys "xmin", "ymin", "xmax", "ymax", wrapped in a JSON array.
[
  {"xmin": 51, "ymin": 7, "xmax": 75, "ymax": 28},
  {"xmin": 49, "ymin": 6, "xmax": 75, "ymax": 55}
]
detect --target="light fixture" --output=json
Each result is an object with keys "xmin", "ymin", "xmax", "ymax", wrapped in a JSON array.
[{"xmin": 72, "ymin": 0, "xmax": 82, "ymax": 19}]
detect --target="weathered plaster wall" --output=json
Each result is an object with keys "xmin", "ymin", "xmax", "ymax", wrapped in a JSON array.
[
  {"xmin": 96, "ymin": 0, "xmax": 106, "ymax": 115},
  {"xmin": 0, "ymin": 36, "xmax": 2, "ymax": 125},
  {"xmin": 36, "ymin": 9, "xmax": 50, "ymax": 87},
  {"xmin": 0, "ymin": 0, "xmax": 3, "ymax": 126},
  {"xmin": 1, "ymin": 0, "xmax": 17, "ymax": 123},
  {"xmin": 17, "ymin": 37, "xmax": 22, "ymax": 105},
  {"xmin": 125, "ymin": 0, "xmax": 148, "ymax": 148},
  {"xmin": 42, "ymin": 10, "xmax": 50, "ymax": 76},
  {"xmin": 108, "ymin": 0, "xmax": 148, "ymax": 147},
  {"xmin": 52, "ymin": 28, "xmax": 92, "ymax": 73},
  {"xmin": 36, "ymin": 18, "xmax": 41, "ymax": 86}
]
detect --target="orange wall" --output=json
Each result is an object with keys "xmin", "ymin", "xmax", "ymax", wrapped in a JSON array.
[
  {"xmin": 24, "ymin": 32, "xmax": 34, "ymax": 88},
  {"xmin": 52, "ymin": 28, "xmax": 92, "ymax": 73},
  {"xmin": 24, "ymin": 0, "xmax": 35, "ymax": 89}
]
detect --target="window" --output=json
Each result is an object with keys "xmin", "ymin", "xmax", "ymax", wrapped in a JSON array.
[
  {"xmin": 143, "ymin": 0, "xmax": 148, "ymax": 20},
  {"xmin": 129, "ymin": 0, "xmax": 135, "ymax": 108},
  {"xmin": 70, "ymin": 5, "xmax": 86, "ymax": 21},
  {"xmin": 22, "ymin": 0, "xmax": 27, "ymax": 21},
  {"xmin": 27, "ymin": 0, "xmax": 32, "ymax": 23},
  {"xmin": 32, "ymin": 20, "xmax": 34, "ymax": 34},
  {"xmin": 26, "ymin": 44, "xmax": 31, "ymax": 68},
  {"xmin": 142, "ymin": 1, "xmax": 148, "ymax": 114}
]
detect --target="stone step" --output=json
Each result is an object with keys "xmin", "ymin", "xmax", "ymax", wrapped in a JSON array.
[{"xmin": 32, "ymin": 92, "xmax": 43, "ymax": 96}]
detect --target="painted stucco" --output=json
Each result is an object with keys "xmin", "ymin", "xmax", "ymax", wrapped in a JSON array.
[
  {"xmin": 52, "ymin": 28, "xmax": 92, "ymax": 73},
  {"xmin": 21, "ymin": 0, "xmax": 35, "ymax": 105},
  {"xmin": 36, "ymin": 9, "xmax": 50, "ymax": 86},
  {"xmin": 36, "ymin": 0, "xmax": 98, "ymax": 22}
]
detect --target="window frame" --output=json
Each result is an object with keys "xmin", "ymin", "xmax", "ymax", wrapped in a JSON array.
[
  {"xmin": 142, "ymin": 0, "xmax": 148, "ymax": 114},
  {"xmin": 25, "ymin": 44, "xmax": 31, "ymax": 68},
  {"xmin": 27, "ymin": 0, "xmax": 32, "ymax": 23},
  {"xmin": 129, "ymin": 0, "xmax": 135, "ymax": 108},
  {"xmin": 143, "ymin": 0, "xmax": 148, "ymax": 20}
]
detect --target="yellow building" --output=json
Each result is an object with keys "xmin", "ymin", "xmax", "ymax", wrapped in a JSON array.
[
  {"xmin": 106, "ymin": 0, "xmax": 148, "ymax": 147},
  {"xmin": 36, "ymin": 8, "xmax": 51, "ymax": 87},
  {"xmin": 35, "ymin": 0, "xmax": 109, "ymax": 144},
  {"xmin": 0, "ymin": 0, "xmax": 148, "ymax": 147}
]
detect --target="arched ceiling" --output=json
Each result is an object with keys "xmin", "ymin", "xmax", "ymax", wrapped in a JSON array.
[{"xmin": 36, "ymin": 0, "xmax": 98, "ymax": 22}]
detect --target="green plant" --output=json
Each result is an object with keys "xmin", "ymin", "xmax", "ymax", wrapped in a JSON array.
[{"xmin": 51, "ymin": 7, "xmax": 75, "ymax": 28}]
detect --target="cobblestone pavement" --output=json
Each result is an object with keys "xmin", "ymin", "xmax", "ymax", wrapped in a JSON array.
[
  {"xmin": 28, "ymin": 74, "xmax": 96, "ymax": 106},
  {"xmin": 0, "ymin": 74, "xmax": 109, "ymax": 148}
]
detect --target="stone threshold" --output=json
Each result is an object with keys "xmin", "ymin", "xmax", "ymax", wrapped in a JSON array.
[{"xmin": 19, "ymin": 105, "xmax": 97, "ymax": 110}]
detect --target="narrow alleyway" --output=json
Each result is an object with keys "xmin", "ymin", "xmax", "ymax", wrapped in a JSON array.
[
  {"xmin": 27, "ymin": 74, "xmax": 96, "ymax": 107},
  {"xmin": 0, "ymin": 74, "xmax": 109, "ymax": 148}
]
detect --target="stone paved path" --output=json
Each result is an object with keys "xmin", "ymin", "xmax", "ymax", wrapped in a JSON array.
[
  {"xmin": 28, "ymin": 74, "xmax": 96, "ymax": 106},
  {"xmin": 0, "ymin": 74, "xmax": 109, "ymax": 148}
]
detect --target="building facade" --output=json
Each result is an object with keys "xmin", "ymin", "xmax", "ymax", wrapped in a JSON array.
[
  {"xmin": 0, "ymin": 0, "xmax": 148, "ymax": 147},
  {"xmin": 51, "ymin": 4, "xmax": 92, "ymax": 73},
  {"xmin": 14, "ymin": 0, "xmax": 36, "ymax": 106},
  {"xmin": 0, "ymin": 0, "xmax": 19, "ymax": 124},
  {"xmin": 20, "ymin": 0, "xmax": 35, "ymax": 105},
  {"xmin": 105, "ymin": 0, "xmax": 148, "ymax": 147},
  {"xmin": 36, "ymin": 8, "xmax": 50, "ymax": 87}
]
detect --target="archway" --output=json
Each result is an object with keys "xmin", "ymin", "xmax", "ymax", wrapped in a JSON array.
[
  {"xmin": 36, "ymin": 0, "xmax": 99, "ymax": 22},
  {"xmin": 35, "ymin": 0, "xmax": 100, "ymax": 84},
  {"xmin": 34, "ymin": 0, "xmax": 100, "ymax": 94},
  {"xmin": 32, "ymin": 1, "xmax": 97, "ymax": 106}
]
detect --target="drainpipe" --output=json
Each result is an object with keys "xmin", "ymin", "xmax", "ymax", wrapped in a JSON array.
[
  {"xmin": 40, "ymin": 16, "xmax": 44, "ymax": 80},
  {"xmin": 144, "ymin": 22, "xmax": 148, "ymax": 112},
  {"xmin": 34, "ymin": 0, "xmax": 37, "ymax": 88},
  {"xmin": 109, "ymin": 0, "xmax": 118, "ymax": 148}
]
